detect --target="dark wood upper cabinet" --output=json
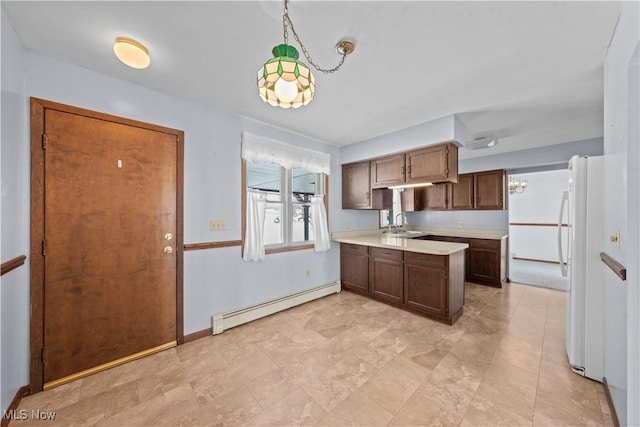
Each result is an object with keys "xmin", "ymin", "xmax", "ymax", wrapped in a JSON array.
[
  {"xmin": 371, "ymin": 154, "xmax": 405, "ymax": 188},
  {"xmin": 342, "ymin": 161, "xmax": 372, "ymax": 209},
  {"xmin": 405, "ymin": 143, "xmax": 458, "ymax": 184},
  {"xmin": 474, "ymin": 169, "xmax": 506, "ymax": 210},
  {"xmin": 424, "ymin": 184, "xmax": 450, "ymax": 210},
  {"xmin": 450, "ymin": 173, "xmax": 474, "ymax": 210},
  {"xmin": 342, "ymin": 161, "xmax": 394, "ymax": 210},
  {"xmin": 420, "ymin": 170, "xmax": 505, "ymax": 211},
  {"xmin": 343, "ymin": 142, "xmax": 460, "ymax": 210},
  {"xmin": 401, "ymin": 187, "xmax": 425, "ymax": 212}
]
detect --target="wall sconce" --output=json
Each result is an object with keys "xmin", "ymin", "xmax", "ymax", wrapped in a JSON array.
[{"xmin": 509, "ymin": 177, "xmax": 528, "ymax": 194}]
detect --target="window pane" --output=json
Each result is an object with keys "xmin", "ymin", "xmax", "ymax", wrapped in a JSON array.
[
  {"xmin": 264, "ymin": 201, "xmax": 283, "ymax": 245},
  {"xmin": 247, "ymin": 161, "xmax": 283, "ymax": 245},
  {"xmin": 292, "ymin": 168, "xmax": 318, "ymax": 244},
  {"xmin": 245, "ymin": 162, "xmax": 325, "ymax": 250},
  {"xmin": 291, "ymin": 201, "xmax": 313, "ymax": 243},
  {"xmin": 247, "ymin": 161, "xmax": 281, "ymax": 192},
  {"xmin": 292, "ymin": 169, "xmax": 317, "ymax": 194}
]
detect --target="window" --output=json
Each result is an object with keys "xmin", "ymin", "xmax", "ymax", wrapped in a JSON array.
[
  {"xmin": 241, "ymin": 132, "xmax": 330, "ymax": 256},
  {"xmin": 245, "ymin": 161, "xmax": 325, "ymax": 249}
]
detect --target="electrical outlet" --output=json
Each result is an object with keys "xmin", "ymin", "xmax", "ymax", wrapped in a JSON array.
[
  {"xmin": 347, "ymin": 223, "xmax": 352, "ymax": 230},
  {"xmin": 305, "ymin": 269, "xmax": 310, "ymax": 278},
  {"xmin": 458, "ymin": 221, "xmax": 464, "ymax": 228},
  {"xmin": 210, "ymin": 219, "xmax": 227, "ymax": 231}
]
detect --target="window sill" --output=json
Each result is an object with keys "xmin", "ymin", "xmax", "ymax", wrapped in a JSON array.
[{"xmin": 265, "ymin": 243, "xmax": 314, "ymax": 255}]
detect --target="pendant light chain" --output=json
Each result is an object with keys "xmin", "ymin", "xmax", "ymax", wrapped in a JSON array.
[{"xmin": 282, "ymin": 0, "xmax": 348, "ymax": 74}]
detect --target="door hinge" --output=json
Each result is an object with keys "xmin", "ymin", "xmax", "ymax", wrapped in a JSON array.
[
  {"xmin": 41, "ymin": 347, "xmax": 46, "ymax": 365},
  {"xmin": 42, "ymin": 134, "xmax": 47, "ymax": 150},
  {"xmin": 42, "ymin": 240, "xmax": 46, "ymax": 256}
]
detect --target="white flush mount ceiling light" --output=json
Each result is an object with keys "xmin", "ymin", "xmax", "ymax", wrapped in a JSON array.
[
  {"xmin": 257, "ymin": 0, "xmax": 355, "ymax": 109},
  {"xmin": 465, "ymin": 136, "xmax": 498, "ymax": 150},
  {"xmin": 113, "ymin": 37, "xmax": 150, "ymax": 69}
]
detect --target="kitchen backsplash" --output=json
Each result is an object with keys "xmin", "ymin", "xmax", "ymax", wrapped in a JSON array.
[{"xmin": 406, "ymin": 210, "xmax": 509, "ymax": 230}]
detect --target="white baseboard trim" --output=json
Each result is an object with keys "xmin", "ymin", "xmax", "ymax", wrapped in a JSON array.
[{"xmin": 211, "ymin": 280, "xmax": 341, "ymax": 335}]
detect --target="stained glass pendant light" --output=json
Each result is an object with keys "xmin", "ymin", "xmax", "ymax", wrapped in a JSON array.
[
  {"xmin": 258, "ymin": 44, "xmax": 315, "ymax": 108},
  {"xmin": 257, "ymin": 0, "xmax": 355, "ymax": 109}
]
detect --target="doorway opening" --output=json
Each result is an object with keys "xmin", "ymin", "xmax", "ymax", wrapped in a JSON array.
[{"xmin": 507, "ymin": 165, "xmax": 568, "ymax": 291}]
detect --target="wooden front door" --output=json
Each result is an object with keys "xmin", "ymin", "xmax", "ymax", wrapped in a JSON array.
[{"xmin": 30, "ymin": 99, "xmax": 184, "ymax": 390}]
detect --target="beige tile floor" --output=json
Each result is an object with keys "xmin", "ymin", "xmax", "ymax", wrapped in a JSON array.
[{"xmin": 13, "ymin": 282, "xmax": 615, "ymax": 427}]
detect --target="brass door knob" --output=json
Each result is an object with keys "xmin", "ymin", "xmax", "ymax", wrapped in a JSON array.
[
  {"xmin": 163, "ymin": 246, "xmax": 174, "ymax": 254},
  {"xmin": 165, "ymin": 233, "xmax": 173, "ymax": 241}
]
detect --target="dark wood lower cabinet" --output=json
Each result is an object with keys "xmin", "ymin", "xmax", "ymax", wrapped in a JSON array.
[
  {"xmin": 369, "ymin": 248, "xmax": 404, "ymax": 304},
  {"xmin": 340, "ymin": 243, "xmax": 465, "ymax": 325},
  {"xmin": 340, "ymin": 243, "xmax": 369, "ymax": 293},
  {"xmin": 467, "ymin": 238, "xmax": 507, "ymax": 287},
  {"xmin": 404, "ymin": 251, "xmax": 464, "ymax": 324},
  {"xmin": 413, "ymin": 235, "xmax": 507, "ymax": 287}
]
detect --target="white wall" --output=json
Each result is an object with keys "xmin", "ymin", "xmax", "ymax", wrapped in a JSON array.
[
  {"xmin": 603, "ymin": 2, "xmax": 639, "ymax": 424},
  {"xmin": 508, "ymin": 169, "xmax": 569, "ymax": 262},
  {"xmin": 1, "ymin": 8, "xmax": 30, "ymax": 413}
]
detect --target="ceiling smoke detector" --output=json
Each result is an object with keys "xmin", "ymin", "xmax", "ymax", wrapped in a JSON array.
[{"xmin": 465, "ymin": 136, "xmax": 497, "ymax": 150}]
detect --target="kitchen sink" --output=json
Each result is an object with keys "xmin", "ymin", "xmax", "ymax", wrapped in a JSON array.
[
  {"xmin": 409, "ymin": 235, "xmax": 436, "ymax": 240},
  {"xmin": 382, "ymin": 230, "xmax": 425, "ymax": 237}
]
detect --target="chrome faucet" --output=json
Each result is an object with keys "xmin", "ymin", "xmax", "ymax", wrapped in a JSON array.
[{"xmin": 395, "ymin": 213, "xmax": 404, "ymax": 230}]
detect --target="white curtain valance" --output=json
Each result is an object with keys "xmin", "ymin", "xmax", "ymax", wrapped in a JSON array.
[{"xmin": 241, "ymin": 132, "xmax": 331, "ymax": 175}]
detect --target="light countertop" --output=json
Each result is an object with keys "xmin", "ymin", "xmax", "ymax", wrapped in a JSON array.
[
  {"xmin": 415, "ymin": 227, "xmax": 508, "ymax": 240},
  {"xmin": 332, "ymin": 231, "xmax": 469, "ymax": 255},
  {"xmin": 332, "ymin": 227, "xmax": 507, "ymax": 256}
]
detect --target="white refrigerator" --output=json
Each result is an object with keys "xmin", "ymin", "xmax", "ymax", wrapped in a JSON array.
[{"xmin": 558, "ymin": 155, "xmax": 604, "ymax": 382}]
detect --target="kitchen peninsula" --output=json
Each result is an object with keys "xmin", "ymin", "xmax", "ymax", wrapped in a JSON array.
[{"xmin": 333, "ymin": 229, "xmax": 469, "ymax": 325}]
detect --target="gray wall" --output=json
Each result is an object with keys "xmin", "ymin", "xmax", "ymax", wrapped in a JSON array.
[
  {"xmin": 340, "ymin": 114, "xmax": 465, "ymax": 165},
  {"xmin": 1, "ymin": 12, "xmax": 342, "ymax": 410},
  {"xmin": 1, "ymin": 8, "xmax": 30, "ymax": 412},
  {"xmin": 458, "ymin": 137, "xmax": 603, "ymax": 173},
  {"xmin": 24, "ymin": 51, "xmax": 343, "ymax": 330}
]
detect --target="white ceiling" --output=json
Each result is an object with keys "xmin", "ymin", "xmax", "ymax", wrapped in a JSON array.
[{"xmin": 2, "ymin": 1, "xmax": 621, "ymax": 159}]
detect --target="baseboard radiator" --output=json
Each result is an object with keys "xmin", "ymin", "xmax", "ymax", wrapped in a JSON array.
[{"xmin": 211, "ymin": 281, "xmax": 341, "ymax": 335}]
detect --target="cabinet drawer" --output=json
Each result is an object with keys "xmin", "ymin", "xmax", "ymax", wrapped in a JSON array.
[
  {"xmin": 341, "ymin": 243, "xmax": 369, "ymax": 256},
  {"xmin": 404, "ymin": 251, "xmax": 446, "ymax": 268},
  {"xmin": 370, "ymin": 247, "xmax": 403, "ymax": 261},
  {"xmin": 469, "ymin": 238, "xmax": 500, "ymax": 250}
]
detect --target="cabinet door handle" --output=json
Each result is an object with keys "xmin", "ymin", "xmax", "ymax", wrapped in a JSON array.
[
  {"xmin": 401, "ymin": 166, "xmax": 405, "ymax": 174},
  {"xmin": 366, "ymin": 191, "xmax": 370, "ymax": 200}
]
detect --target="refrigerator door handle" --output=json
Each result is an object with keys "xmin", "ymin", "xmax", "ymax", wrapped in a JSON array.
[{"xmin": 558, "ymin": 191, "xmax": 569, "ymax": 277}]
